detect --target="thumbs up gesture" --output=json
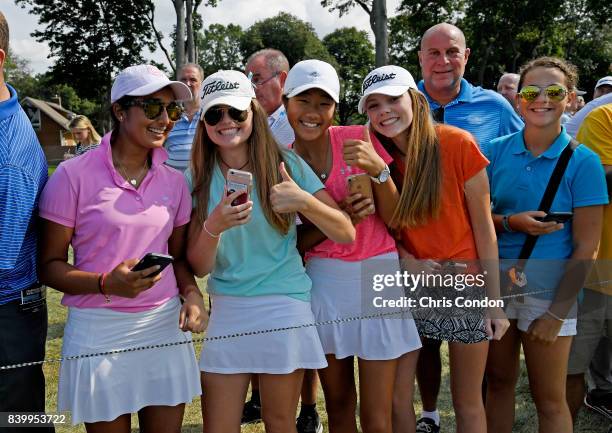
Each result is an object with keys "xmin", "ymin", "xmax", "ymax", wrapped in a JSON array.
[
  {"xmin": 270, "ymin": 162, "xmax": 310, "ymax": 213},
  {"xmin": 343, "ymin": 125, "xmax": 386, "ymax": 177}
]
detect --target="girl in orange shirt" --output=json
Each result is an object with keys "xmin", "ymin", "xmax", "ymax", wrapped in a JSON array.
[{"xmin": 359, "ymin": 65, "xmax": 509, "ymax": 433}]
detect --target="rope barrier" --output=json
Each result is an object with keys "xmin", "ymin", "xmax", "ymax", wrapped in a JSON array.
[{"xmin": 2, "ymin": 281, "xmax": 609, "ymax": 371}]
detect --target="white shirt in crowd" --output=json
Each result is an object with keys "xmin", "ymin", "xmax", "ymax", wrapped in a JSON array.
[
  {"xmin": 566, "ymin": 92, "xmax": 612, "ymax": 138},
  {"xmin": 268, "ymin": 105, "xmax": 295, "ymax": 148}
]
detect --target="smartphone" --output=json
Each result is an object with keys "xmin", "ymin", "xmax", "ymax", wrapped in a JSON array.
[
  {"xmin": 347, "ymin": 173, "xmax": 373, "ymax": 200},
  {"xmin": 131, "ymin": 253, "xmax": 174, "ymax": 278},
  {"xmin": 536, "ymin": 212, "xmax": 573, "ymax": 223},
  {"xmin": 226, "ymin": 169, "xmax": 252, "ymax": 206},
  {"xmin": 441, "ymin": 261, "xmax": 468, "ymax": 273}
]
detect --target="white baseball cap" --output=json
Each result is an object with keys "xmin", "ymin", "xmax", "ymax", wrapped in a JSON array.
[
  {"xmin": 595, "ymin": 76, "xmax": 612, "ymax": 89},
  {"xmin": 358, "ymin": 65, "xmax": 418, "ymax": 114},
  {"xmin": 284, "ymin": 60, "xmax": 340, "ymax": 103},
  {"xmin": 199, "ymin": 70, "xmax": 256, "ymax": 115},
  {"xmin": 110, "ymin": 64, "xmax": 191, "ymax": 103}
]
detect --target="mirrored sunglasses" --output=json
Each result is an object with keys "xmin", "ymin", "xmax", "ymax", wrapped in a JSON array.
[{"xmin": 518, "ymin": 85, "xmax": 568, "ymax": 102}]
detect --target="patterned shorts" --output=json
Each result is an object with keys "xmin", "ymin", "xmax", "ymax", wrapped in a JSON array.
[{"xmin": 410, "ymin": 284, "xmax": 488, "ymax": 344}]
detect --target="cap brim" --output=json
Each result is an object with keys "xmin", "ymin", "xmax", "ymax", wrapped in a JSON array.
[
  {"xmin": 125, "ymin": 81, "xmax": 192, "ymax": 102},
  {"xmin": 201, "ymin": 95, "xmax": 253, "ymax": 117},
  {"xmin": 358, "ymin": 84, "xmax": 410, "ymax": 114},
  {"xmin": 285, "ymin": 83, "xmax": 340, "ymax": 103}
]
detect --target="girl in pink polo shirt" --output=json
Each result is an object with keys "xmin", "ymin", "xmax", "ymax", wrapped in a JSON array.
[
  {"xmin": 39, "ymin": 65, "xmax": 206, "ymax": 431},
  {"xmin": 285, "ymin": 60, "xmax": 421, "ymax": 433}
]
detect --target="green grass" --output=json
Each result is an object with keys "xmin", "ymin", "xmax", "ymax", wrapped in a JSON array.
[{"xmin": 42, "ymin": 282, "xmax": 608, "ymax": 433}]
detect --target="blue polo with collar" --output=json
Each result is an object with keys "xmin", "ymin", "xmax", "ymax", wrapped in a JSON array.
[
  {"xmin": 418, "ymin": 78, "xmax": 523, "ymax": 149},
  {"xmin": 485, "ymin": 128, "xmax": 608, "ymax": 298},
  {"xmin": 0, "ymin": 84, "xmax": 48, "ymax": 304},
  {"xmin": 164, "ymin": 108, "xmax": 201, "ymax": 172}
]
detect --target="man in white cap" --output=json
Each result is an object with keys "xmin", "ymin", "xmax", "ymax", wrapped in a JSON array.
[
  {"xmin": 245, "ymin": 49, "xmax": 295, "ymax": 148},
  {"xmin": 565, "ymin": 76, "xmax": 612, "ymax": 138},
  {"xmin": 164, "ymin": 63, "xmax": 204, "ymax": 171},
  {"xmin": 594, "ymin": 76, "xmax": 612, "ymax": 100}
]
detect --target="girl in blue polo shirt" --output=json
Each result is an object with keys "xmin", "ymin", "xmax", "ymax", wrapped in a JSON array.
[
  {"xmin": 484, "ymin": 57, "xmax": 608, "ymax": 433},
  {"xmin": 185, "ymin": 70, "xmax": 355, "ymax": 433}
]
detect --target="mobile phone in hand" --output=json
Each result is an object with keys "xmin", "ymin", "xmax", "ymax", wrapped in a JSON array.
[
  {"xmin": 536, "ymin": 212, "xmax": 573, "ymax": 224},
  {"xmin": 131, "ymin": 253, "xmax": 174, "ymax": 278},
  {"xmin": 347, "ymin": 173, "xmax": 373, "ymax": 200},
  {"xmin": 226, "ymin": 169, "xmax": 252, "ymax": 206}
]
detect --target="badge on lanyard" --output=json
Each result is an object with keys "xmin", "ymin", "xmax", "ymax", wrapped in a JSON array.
[{"xmin": 19, "ymin": 284, "xmax": 46, "ymax": 313}]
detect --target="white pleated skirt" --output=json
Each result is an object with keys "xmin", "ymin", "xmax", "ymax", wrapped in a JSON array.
[
  {"xmin": 199, "ymin": 294, "xmax": 327, "ymax": 374},
  {"xmin": 307, "ymin": 253, "xmax": 422, "ymax": 360},
  {"xmin": 58, "ymin": 297, "xmax": 201, "ymax": 424}
]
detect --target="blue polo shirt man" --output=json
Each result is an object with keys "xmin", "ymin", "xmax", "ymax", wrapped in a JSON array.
[
  {"xmin": 165, "ymin": 63, "xmax": 202, "ymax": 171},
  {"xmin": 0, "ymin": 11, "xmax": 52, "ymax": 430},
  {"xmin": 418, "ymin": 23, "xmax": 522, "ymax": 153}
]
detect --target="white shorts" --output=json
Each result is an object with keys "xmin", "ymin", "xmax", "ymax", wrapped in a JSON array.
[
  {"xmin": 505, "ymin": 295, "xmax": 577, "ymax": 336},
  {"xmin": 199, "ymin": 294, "xmax": 327, "ymax": 374},
  {"xmin": 308, "ymin": 253, "xmax": 422, "ymax": 360},
  {"xmin": 58, "ymin": 297, "xmax": 201, "ymax": 424}
]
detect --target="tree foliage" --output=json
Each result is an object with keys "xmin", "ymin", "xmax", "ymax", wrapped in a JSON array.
[
  {"xmin": 461, "ymin": 0, "xmax": 612, "ymax": 94},
  {"xmin": 239, "ymin": 13, "xmax": 336, "ymax": 67},
  {"xmin": 198, "ymin": 23, "xmax": 245, "ymax": 76},
  {"xmin": 15, "ymin": 0, "xmax": 157, "ymax": 103},
  {"xmin": 323, "ymin": 27, "xmax": 374, "ymax": 124},
  {"xmin": 321, "ymin": 0, "xmax": 389, "ymax": 66}
]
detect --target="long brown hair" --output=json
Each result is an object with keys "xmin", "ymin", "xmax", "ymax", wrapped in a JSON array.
[
  {"xmin": 385, "ymin": 88, "xmax": 442, "ymax": 228},
  {"xmin": 191, "ymin": 98, "xmax": 294, "ymax": 234}
]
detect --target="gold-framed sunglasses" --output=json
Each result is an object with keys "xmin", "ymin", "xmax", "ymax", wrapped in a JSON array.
[{"xmin": 518, "ymin": 85, "xmax": 568, "ymax": 102}]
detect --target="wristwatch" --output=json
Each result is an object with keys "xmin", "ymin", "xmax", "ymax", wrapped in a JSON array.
[{"xmin": 370, "ymin": 164, "xmax": 391, "ymax": 184}]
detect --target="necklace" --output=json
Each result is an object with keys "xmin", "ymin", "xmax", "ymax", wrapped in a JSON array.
[
  {"xmin": 219, "ymin": 156, "xmax": 249, "ymax": 171},
  {"xmin": 114, "ymin": 156, "xmax": 149, "ymax": 187}
]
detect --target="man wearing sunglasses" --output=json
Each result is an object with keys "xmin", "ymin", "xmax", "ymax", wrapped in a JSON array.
[
  {"xmin": 164, "ymin": 63, "xmax": 204, "ymax": 171},
  {"xmin": 414, "ymin": 22, "xmax": 523, "ymax": 433},
  {"xmin": 245, "ymin": 49, "xmax": 295, "ymax": 148}
]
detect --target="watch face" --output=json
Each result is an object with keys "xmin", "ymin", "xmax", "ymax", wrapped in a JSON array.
[{"xmin": 379, "ymin": 167, "xmax": 390, "ymax": 183}]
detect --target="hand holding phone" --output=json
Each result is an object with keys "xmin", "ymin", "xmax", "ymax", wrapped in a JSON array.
[
  {"xmin": 535, "ymin": 212, "xmax": 573, "ymax": 224},
  {"xmin": 226, "ymin": 169, "xmax": 252, "ymax": 206},
  {"xmin": 344, "ymin": 173, "xmax": 375, "ymax": 224},
  {"xmin": 131, "ymin": 253, "xmax": 174, "ymax": 278}
]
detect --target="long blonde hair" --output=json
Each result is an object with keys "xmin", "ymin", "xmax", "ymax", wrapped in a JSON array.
[
  {"xmin": 191, "ymin": 99, "xmax": 294, "ymax": 234},
  {"xmin": 68, "ymin": 115, "xmax": 101, "ymax": 145},
  {"xmin": 386, "ymin": 88, "xmax": 442, "ymax": 228}
]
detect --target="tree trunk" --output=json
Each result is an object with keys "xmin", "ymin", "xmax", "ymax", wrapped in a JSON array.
[
  {"xmin": 186, "ymin": 0, "xmax": 195, "ymax": 63},
  {"xmin": 173, "ymin": 0, "xmax": 186, "ymax": 75},
  {"xmin": 371, "ymin": 0, "xmax": 388, "ymax": 67}
]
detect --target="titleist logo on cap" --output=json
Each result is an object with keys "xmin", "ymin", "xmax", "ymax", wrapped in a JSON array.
[
  {"xmin": 201, "ymin": 80, "xmax": 240, "ymax": 97},
  {"xmin": 362, "ymin": 73, "xmax": 397, "ymax": 92}
]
